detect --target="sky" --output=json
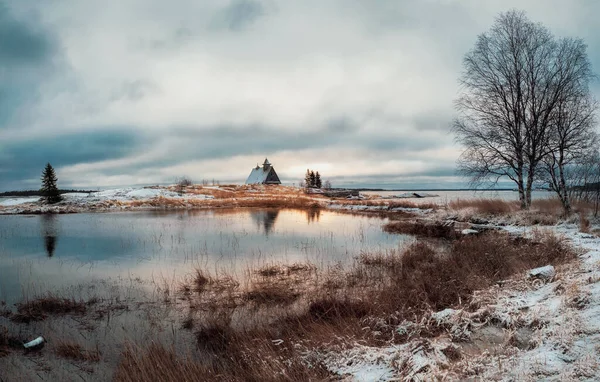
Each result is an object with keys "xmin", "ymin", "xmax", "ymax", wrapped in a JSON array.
[{"xmin": 1, "ymin": 0, "xmax": 599, "ymax": 191}]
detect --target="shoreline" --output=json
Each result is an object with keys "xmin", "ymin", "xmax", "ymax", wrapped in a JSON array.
[{"xmin": 2, "ymin": 188, "xmax": 599, "ymax": 380}]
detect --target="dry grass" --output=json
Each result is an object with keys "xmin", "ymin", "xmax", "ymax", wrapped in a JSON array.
[
  {"xmin": 10, "ymin": 294, "xmax": 88, "ymax": 323},
  {"xmin": 242, "ymin": 282, "xmax": 300, "ymax": 306},
  {"xmin": 580, "ymin": 212, "xmax": 591, "ymax": 233},
  {"xmin": 371, "ymin": 232, "xmax": 574, "ymax": 313},
  {"xmin": 127, "ymin": 195, "xmax": 324, "ymax": 210},
  {"xmin": 0, "ymin": 326, "xmax": 22, "ymax": 357},
  {"xmin": 335, "ymin": 199, "xmax": 438, "ymax": 210},
  {"xmin": 383, "ymin": 220, "xmax": 458, "ymax": 239},
  {"xmin": 448, "ymin": 198, "xmax": 520, "ymax": 215},
  {"xmin": 54, "ymin": 340, "xmax": 101, "ymax": 362},
  {"xmin": 114, "ymin": 339, "xmax": 331, "ymax": 382},
  {"xmin": 164, "ymin": 230, "xmax": 577, "ymax": 375}
]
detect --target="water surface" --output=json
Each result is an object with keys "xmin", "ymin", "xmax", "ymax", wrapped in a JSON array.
[{"xmin": 0, "ymin": 209, "xmax": 405, "ymax": 303}]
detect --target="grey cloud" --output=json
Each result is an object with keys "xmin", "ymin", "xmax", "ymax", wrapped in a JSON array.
[
  {"xmin": 212, "ymin": 0, "xmax": 266, "ymax": 31},
  {"xmin": 2, "ymin": 1, "xmax": 599, "ymax": 191},
  {"xmin": 0, "ymin": 3, "xmax": 56, "ymax": 66},
  {"xmin": 0, "ymin": 129, "xmax": 143, "ymax": 190},
  {"xmin": 0, "ymin": 2, "xmax": 62, "ymax": 131},
  {"xmin": 110, "ymin": 80, "xmax": 159, "ymax": 102}
]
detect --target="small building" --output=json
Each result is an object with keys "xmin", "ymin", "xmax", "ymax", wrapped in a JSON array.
[{"xmin": 245, "ymin": 158, "xmax": 281, "ymax": 185}]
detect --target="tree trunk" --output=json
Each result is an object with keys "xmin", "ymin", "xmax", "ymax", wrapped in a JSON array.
[
  {"xmin": 525, "ymin": 167, "xmax": 535, "ymax": 209},
  {"xmin": 516, "ymin": 162, "xmax": 527, "ymax": 209},
  {"xmin": 557, "ymin": 156, "xmax": 571, "ymax": 214}
]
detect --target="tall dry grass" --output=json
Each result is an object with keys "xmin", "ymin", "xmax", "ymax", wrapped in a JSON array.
[
  {"xmin": 448, "ymin": 198, "xmax": 520, "ymax": 215},
  {"xmin": 113, "ymin": 230, "xmax": 575, "ymax": 381},
  {"xmin": 383, "ymin": 220, "xmax": 458, "ymax": 239}
]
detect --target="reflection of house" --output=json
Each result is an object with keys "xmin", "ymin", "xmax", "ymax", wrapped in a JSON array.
[
  {"xmin": 245, "ymin": 158, "xmax": 281, "ymax": 185},
  {"xmin": 249, "ymin": 209, "xmax": 279, "ymax": 236}
]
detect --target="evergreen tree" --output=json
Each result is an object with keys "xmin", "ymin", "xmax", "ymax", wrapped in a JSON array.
[
  {"xmin": 309, "ymin": 171, "xmax": 316, "ymax": 188},
  {"xmin": 315, "ymin": 171, "xmax": 322, "ymax": 188},
  {"xmin": 304, "ymin": 169, "xmax": 312, "ymax": 188},
  {"xmin": 40, "ymin": 163, "xmax": 62, "ymax": 204}
]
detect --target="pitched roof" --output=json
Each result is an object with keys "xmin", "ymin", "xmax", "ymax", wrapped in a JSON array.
[
  {"xmin": 245, "ymin": 160, "xmax": 281, "ymax": 184},
  {"xmin": 246, "ymin": 167, "xmax": 270, "ymax": 184}
]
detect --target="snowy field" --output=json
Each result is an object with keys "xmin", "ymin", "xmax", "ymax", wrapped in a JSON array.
[{"xmin": 0, "ymin": 187, "xmax": 215, "ymax": 209}]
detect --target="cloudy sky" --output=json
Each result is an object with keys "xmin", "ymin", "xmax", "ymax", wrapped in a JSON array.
[{"xmin": 1, "ymin": 0, "xmax": 599, "ymax": 191}]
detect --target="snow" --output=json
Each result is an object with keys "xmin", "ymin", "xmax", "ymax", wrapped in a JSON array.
[
  {"xmin": 246, "ymin": 166, "xmax": 272, "ymax": 184},
  {"xmin": 0, "ymin": 197, "xmax": 39, "ymax": 206},
  {"xmin": 381, "ymin": 192, "xmax": 439, "ymax": 199},
  {"xmin": 0, "ymin": 187, "xmax": 218, "ymax": 213},
  {"xmin": 528, "ymin": 265, "xmax": 555, "ymax": 280},
  {"xmin": 327, "ymin": 203, "xmax": 433, "ymax": 215}
]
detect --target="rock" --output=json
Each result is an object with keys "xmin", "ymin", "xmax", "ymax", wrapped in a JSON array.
[{"xmin": 528, "ymin": 265, "xmax": 555, "ymax": 281}]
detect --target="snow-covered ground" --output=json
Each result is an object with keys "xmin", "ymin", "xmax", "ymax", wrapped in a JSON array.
[
  {"xmin": 321, "ymin": 223, "xmax": 600, "ymax": 381},
  {"xmin": 0, "ymin": 197, "xmax": 39, "ymax": 206},
  {"xmin": 0, "ymin": 187, "xmax": 217, "ymax": 213}
]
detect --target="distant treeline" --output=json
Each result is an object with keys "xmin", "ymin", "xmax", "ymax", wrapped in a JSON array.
[
  {"xmin": 0, "ymin": 189, "xmax": 95, "ymax": 197},
  {"xmin": 573, "ymin": 183, "xmax": 600, "ymax": 191}
]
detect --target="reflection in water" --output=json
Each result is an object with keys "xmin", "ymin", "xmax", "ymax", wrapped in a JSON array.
[
  {"xmin": 41, "ymin": 214, "xmax": 58, "ymax": 257},
  {"xmin": 0, "ymin": 209, "xmax": 405, "ymax": 305},
  {"xmin": 306, "ymin": 209, "xmax": 321, "ymax": 224},
  {"xmin": 249, "ymin": 209, "xmax": 279, "ymax": 236}
]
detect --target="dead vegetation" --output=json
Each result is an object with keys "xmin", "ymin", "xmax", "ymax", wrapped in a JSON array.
[
  {"xmin": 111, "ymin": 230, "xmax": 576, "ymax": 381},
  {"xmin": 446, "ymin": 197, "xmax": 598, "ymax": 227},
  {"xmin": 383, "ymin": 220, "xmax": 458, "ymax": 239},
  {"xmin": 448, "ymin": 198, "xmax": 520, "ymax": 215},
  {"xmin": 54, "ymin": 340, "xmax": 101, "ymax": 362},
  {"xmin": 10, "ymin": 294, "xmax": 88, "ymax": 323},
  {"xmin": 0, "ymin": 326, "xmax": 22, "ymax": 357},
  {"xmin": 114, "ymin": 340, "xmax": 331, "ymax": 382}
]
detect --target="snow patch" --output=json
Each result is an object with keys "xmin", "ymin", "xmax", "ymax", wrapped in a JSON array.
[{"xmin": 0, "ymin": 197, "xmax": 39, "ymax": 206}]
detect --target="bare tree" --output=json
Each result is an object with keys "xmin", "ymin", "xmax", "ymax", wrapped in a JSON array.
[
  {"xmin": 543, "ymin": 92, "xmax": 598, "ymax": 212},
  {"xmin": 566, "ymin": 151, "xmax": 600, "ymax": 216},
  {"xmin": 175, "ymin": 176, "xmax": 193, "ymax": 195},
  {"xmin": 454, "ymin": 10, "xmax": 596, "ymax": 209}
]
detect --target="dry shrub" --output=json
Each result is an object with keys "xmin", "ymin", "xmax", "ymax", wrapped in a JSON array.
[
  {"xmin": 307, "ymin": 298, "xmax": 371, "ymax": 322},
  {"xmin": 55, "ymin": 340, "xmax": 100, "ymax": 362},
  {"xmin": 373, "ymin": 232, "xmax": 575, "ymax": 313},
  {"xmin": 449, "ymin": 198, "xmax": 519, "ymax": 215},
  {"xmin": 11, "ymin": 294, "xmax": 87, "ymax": 323},
  {"xmin": 196, "ymin": 323, "xmax": 234, "ymax": 353},
  {"xmin": 531, "ymin": 198, "xmax": 563, "ymax": 215},
  {"xmin": 389, "ymin": 200, "xmax": 438, "ymax": 210},
  {"xmin": 580, "ymin": 212, "xmax": 591, "ymax": 233},
  {"xmin": 257, "ymin": 264, "xmax": 284, "ymax": 277},
  {"xmin": 193, "ymin": 269, "xmax": 211, "ymax": 292},
  {"xmin": 383, "ymin": 220, "xmax": 457, "ymax": 239},
  {"xmin": 242, "ymin": 283, "xmax": 300, "ymax": 306}
]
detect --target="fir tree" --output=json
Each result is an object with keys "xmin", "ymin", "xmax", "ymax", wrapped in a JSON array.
[
  {"xmin": 309, "ymin": 171, "xmax": 316, "ymax": 188},
  {"xmin": 40, "ymin": 163, "xmax": 62, "ymax": 204},
  {"xmin": 315, "ymin": 172, "xmax": 322, "ymax": 189},
  {"xmin": 304, "ymin": 169, "xmax": 312, "ymax": 188}
]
